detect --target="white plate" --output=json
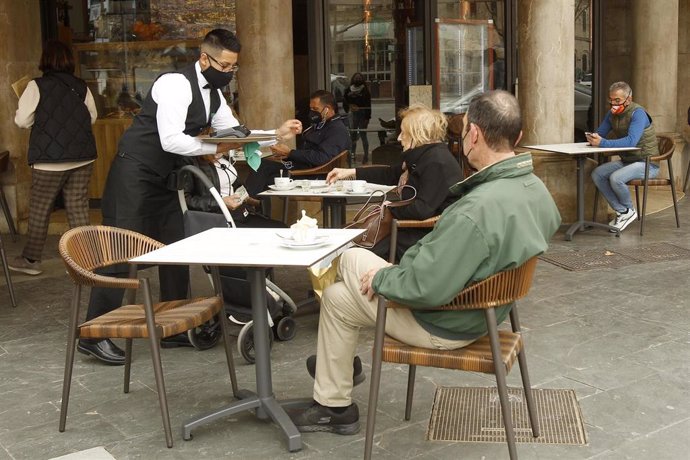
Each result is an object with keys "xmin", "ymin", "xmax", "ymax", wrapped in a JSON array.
[
  {"xmin": 269, "ymin": 184, "xmax": 297, "ymax": 191},
  {"xmin": 276, "ymin": 233, "xmax": 330, "ymax": 249}
]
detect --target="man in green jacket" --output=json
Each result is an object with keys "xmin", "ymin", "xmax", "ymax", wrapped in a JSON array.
[{"xmin": 290, "ymin": 90, "xmax": 562, "ymax": 435}]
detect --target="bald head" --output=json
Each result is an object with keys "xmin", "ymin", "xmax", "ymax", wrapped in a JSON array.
[{"xmin": 466, "ymin": 90, "xmax": 522, "ymax": 152}]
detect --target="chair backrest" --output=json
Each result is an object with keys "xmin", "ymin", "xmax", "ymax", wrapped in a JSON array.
[
  {"xmin": 653, "ymin": 135, "xmax": 675, "ymax": 162},
  {"xmin": 59, "ymin": 225, "xmax": 164, "ymax": 288},
  {"xmin": 390, "ymin": 256, "xmax": 538, "ymax": 311},
  {"xmin": 289, "ymin": 150, "xmax": 349, "ymax": 176}
]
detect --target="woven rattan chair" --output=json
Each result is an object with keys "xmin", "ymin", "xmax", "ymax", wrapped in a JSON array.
[
  {"xmin": 58, "ymin": 225, "xmax": 238, "ymax": 448},
  {"xmin": 388, "ymin": 215, "xmax": 440, "ymax": 263},
  {"xmin": 364, "ymin": 256, "xmax": 540, "ymax": 460},
  {"xmin": 282, "ymin": 150, "xmax": 349, "ymax": 224},
  {"xmin": 628, "ymin": 135, "xmax": 680, "ymax": 235}
]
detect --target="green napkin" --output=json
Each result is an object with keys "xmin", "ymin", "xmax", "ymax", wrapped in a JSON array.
[{"xmin": 243, "ymin": 142, "xmax": 262, "ymax": 171}]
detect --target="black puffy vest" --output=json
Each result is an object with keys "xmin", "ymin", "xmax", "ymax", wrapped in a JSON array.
[
  {"xmin": 117, "ymin": 65, "xmax": 220, "ymax": 178},
  {"xmin": 28, "ymin": 72, "xmax": 97, "ymax": 165}
]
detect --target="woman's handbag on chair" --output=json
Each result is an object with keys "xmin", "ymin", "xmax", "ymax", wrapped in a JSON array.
[{"xmin": 346, "ymin": 185, "xmax": 417, "ymax": 249}]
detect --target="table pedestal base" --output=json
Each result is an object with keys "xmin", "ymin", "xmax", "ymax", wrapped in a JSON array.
[{"xmin": 565, "ymin": 220, "xmax": 620, "ymax": 241}]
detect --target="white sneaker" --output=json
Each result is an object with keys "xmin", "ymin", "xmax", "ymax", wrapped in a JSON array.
[{"xmin": 610, "ymin": 208, "xmax": 637, "ymax": 233}]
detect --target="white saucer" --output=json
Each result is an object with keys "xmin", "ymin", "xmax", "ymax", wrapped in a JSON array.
[
  {"xmin": 269, "ymin": 184, "xmax": 297, "ymax": 191},
  {"xmin": 276, "ymin": 232, "xmax": 329, "ymax": 248},
  {"xmin": 309, "ymin": 180, "xmax": 329, "ymax": 189}
]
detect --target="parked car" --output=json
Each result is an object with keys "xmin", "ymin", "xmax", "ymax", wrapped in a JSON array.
[{"xmin": 579, "ymin": 73, "xmax": 592, "ymax": 87}]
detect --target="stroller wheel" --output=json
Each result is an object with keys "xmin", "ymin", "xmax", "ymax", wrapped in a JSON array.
[
  {"xmin": 188, "ymin": 314, "xmax": 222, "ymax": 351},
  {"xmin": 273, "ymin": 316, "xmax": 297, "ymax": 341},
  {"xmin": 238, "ymin": 321, "xmax": 274, "ymax": 364}
]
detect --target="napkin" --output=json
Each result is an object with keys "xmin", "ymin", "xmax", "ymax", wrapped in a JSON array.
[{"xmin": 243, "ymin": 142, "xmax": 261, "ymax": 171}]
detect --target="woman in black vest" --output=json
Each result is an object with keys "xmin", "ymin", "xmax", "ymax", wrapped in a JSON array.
[{"xmin": 10, "ymin": 40, "xmax": 97, "ymax": 276}]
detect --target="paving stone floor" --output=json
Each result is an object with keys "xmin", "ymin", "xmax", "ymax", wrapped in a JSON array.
[{"xmin": 0, "ymin": 198, "xmax": 688, "ymax": 460}]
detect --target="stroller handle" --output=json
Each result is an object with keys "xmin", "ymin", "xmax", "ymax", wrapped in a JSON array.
[{"xmin": 176, "ymin": 164, "xmax": 236, "ymax": 229}]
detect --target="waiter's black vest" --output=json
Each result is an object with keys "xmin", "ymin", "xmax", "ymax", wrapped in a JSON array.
[
  {"xmin": 28, "ymin": 72, "xmax": 97, "ymax": 165},
  {"xmin": 118, "ymin": 65, "xmax": 220, "ymax": 178}
]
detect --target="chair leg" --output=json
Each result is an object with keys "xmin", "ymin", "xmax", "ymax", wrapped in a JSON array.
[
  {"xmin": 668, "ymin": 160, "xmax": 680, "ymax": 228},
  {"xmin": 59, "ymin": 286, "xmax": 81, "ymax": 432},
  {"xmin": 211, "ymin": 267, "xmax": 239, "ymax": 396},
  {"xmin": 592, "ymin": 188, "xmax": 599, "ymax": 222},
  {"xmin": 640, "ymin": 184, "xmax": 649, "ymax": 236},
  {"xmin": 404, "ymin": 365, "xmax": 416, "ymax": 421},
  {"xmin": 509, "ymin": 308, "xmax": 539, "ymax": 437},
  {"xmin": 635, "ymin": 186, "xmax": 640, "ymax": 220},
  {"xmin": 124, "ymin": 339, "xmax": 133, "ymax": 393},
  {"xmin": 0, "ymin": 234, "xmax": 17, "ymax": 307},
  {"xmin": 486, "ymin": 309, "xmax": 517, "ymax": 460},
  {"xmin": 683, "ymin": 158, "xmax": 690, "ymax": 194},
  {"xmin": 364, "ymin": 297, "xmax": 388, "ymax": 460},
  {"xmin": 142, "ymin": 280, "xmax": 173, "ymax": 448},
  {"xmin": 0, "ymin": 188, "xmax": 17, "ymax": 242}
]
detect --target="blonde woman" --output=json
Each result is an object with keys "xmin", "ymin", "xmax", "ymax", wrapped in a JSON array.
[{"xmin": 327, "ymin": 103, "xmax": 462, "ymax": 261}]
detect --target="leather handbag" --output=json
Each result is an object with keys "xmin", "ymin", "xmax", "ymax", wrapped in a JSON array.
[{"xmin": 346, "ymin": 185, "xmax": 417, "ymax": 248}]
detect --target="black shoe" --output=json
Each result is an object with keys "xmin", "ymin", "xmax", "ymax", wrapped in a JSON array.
[
  {"xmin": 289, "ymin": 401, "xmax": 360, "ymax": 435},
  {"xmin": 306, "ymin": 354, "xmax": 365, "ymax": 387},
  {"xmin": 160, "ymin": 332, "xmax": 194, "ymax": 348},
  {"xmin": 77, "ymin": 339, "xmax": 125, "ymax": 366}
]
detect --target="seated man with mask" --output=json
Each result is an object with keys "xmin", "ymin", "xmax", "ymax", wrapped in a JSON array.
[{"xmin": 245, "ymin": 90, "xmax": 351, "ymax": 197}]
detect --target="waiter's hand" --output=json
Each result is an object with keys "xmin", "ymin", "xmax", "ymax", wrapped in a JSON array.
[
  {"xmin": 216, "ymin": 142, "xmax": 242, "ymax": 153},
  {"xmin": 276, "ymin": 119, "xmax": 303, "ymax": 141},
  {"xmin": 270, "ymin": 143, "xmax": 291, "ymax": 159},
  {"xmin": 586, "ymin": 132, "xmax": 602, "ymax": 146},
  {"xmin": 223, "ymin": 194, "xmax": 243, "ymax": 211}
]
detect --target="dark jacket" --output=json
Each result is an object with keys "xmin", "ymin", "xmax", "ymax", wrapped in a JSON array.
[
  {"xmin": 343, "ymin": 85, "xmax": 372, "ymax": 120},
  {"xmin": 289, "ymin": 115, "xmax": 351, "ymax": 168},
  {"xmin": 28, "ymin": 72, "xmax": 96, "ymax": 165},
  {"xmin": 355, "ymin": 142, "xmax": 463, "ymax": 260}
]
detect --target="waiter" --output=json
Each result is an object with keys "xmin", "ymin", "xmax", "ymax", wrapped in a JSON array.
[{"xmin": 79, "ymin": 29, "xmax": 302, "ymax": 365}]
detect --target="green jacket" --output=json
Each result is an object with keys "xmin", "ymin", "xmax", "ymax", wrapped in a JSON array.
[
  {"xmin": 372, "ymin": 153, "xmax": 561, "ymax": 340},
  {"xmin": 609, "ymin": 101, "xmax": 658, "ymax": 163}
]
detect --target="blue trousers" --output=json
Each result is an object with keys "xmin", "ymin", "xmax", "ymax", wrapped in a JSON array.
[{"xmin": 591, "ymin": 160, "xmax": 659, "ymax": 213}]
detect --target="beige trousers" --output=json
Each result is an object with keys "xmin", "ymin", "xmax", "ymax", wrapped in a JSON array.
[{"xmin": 314, "ymin": 248, "xmax": 474, "ymax": 407}]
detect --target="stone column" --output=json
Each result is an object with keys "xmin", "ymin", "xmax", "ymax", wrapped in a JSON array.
[
  {"xmin": 0, "ymin": 2, "xmax": 43, "ymax": 234},
  {"xmin": 631, "ymin": 0, "xmax": 678, "ymax": 133},
  {"xmin": 235, "ymin": 1, "xmax": 295, "ymax": 132},
  {"xmin": 517, "ymin": 0, "xmax": 574, "ymax": 144},
  {"xmin": 517, "ymin": 1, "xmax": 582, "ymax": 223}
]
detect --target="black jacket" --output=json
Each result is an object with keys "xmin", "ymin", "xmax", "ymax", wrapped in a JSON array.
[
  {"xmin": 355, "ymin": 142, "xmax": 463, "ymax": 260},
  {"xmin": 343, "ymin": 85, "xmax": 372, "ymax": 119},
  {"xmin": 289, "ymin": 115, "xmax": 351, "ymax": 168}
]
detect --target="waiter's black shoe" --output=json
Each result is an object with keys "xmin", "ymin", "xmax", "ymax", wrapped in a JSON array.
[
  {"xmin": 77, "ymin": 339, "xmax": 126, "ymax": 366},
  {"xmin": 160, "ymin": 332, "xmax": 194, "ymax": 348}
]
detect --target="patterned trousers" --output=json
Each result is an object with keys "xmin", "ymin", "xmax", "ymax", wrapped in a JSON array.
[{"xmin": 22, "ymin": 163, "xmax": 93, "ymax": 261}]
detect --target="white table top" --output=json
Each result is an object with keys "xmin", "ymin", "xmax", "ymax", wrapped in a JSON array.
[
  {"xmin": 131, "ymin": 227, "xmax": 364, "ymax": 268},
  {"xmin": 525, "ymin": 142, "xmax": 640, "ymax": 155},
  {"xmin": 259, "ymin": 183, "xmax": 395, "ymax": 198}
]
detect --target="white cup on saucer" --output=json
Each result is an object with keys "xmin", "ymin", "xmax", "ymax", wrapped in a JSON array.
[
  {"xmin": 274, "ymin": 177, "xmax": 293, "ymax": 188},
  {"xmin": 351, "ymin": 180, "xmax": 367, "ymax": 193},
  {"xmin": 342, "ymin": 180, "xmax": 354, "ymax": 192}
]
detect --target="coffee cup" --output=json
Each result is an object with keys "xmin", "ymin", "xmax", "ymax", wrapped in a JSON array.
[
  {"xmin": 351, "ymin": 180, "xmax": 367, "ymax": 193},
  {"xmin": 274, "ymin": 177, "xmax": 293, "ymax": 188}
]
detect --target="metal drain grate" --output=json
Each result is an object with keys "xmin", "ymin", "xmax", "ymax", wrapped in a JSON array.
[
  {"xmin": 612, "ymin": 243, "xmax": 690, "ymax": 263},
  {"xmin": 539, "ymin": 249, "xmax": 637, "ymax": 271},
  {"xmin": 427, "ymin": 387, "xmax": 587, "ymax": 445}
]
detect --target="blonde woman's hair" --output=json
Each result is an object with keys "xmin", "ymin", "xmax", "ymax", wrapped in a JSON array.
[{"xmin": 398, "ymin": 103, "xmax": 448, "ymax": 149}]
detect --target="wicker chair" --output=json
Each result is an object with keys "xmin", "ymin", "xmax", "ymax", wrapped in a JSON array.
[
  {"xmin": 628, "ymin": 135, "xmax": 680, "ymax": 235},
  {"xmin": 364, "ymin": 256, "xmax": 540, "ymax": 460},
  {"xmin": 388, "ymin": 215, "xmax": 440, "ymax": 263},
  {"xmin": 58, "ymin": 225, "xmax": 238, "ymax": 448},
  {"xmin": 282, "ymin": 150, "xmax": 349, "ymax": 224}
]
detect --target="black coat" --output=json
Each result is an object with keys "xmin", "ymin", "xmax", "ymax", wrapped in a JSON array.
[{"xmin": 355, "ymin": 142, "xmax": 462, "ymax": 261}]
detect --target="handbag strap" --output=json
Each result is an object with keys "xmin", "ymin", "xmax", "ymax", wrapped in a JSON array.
[
  {"xmin": 385, "ymin": 184, "xmax": 417, "ymax": 209},
  {"xmin": 351, "ymin": 189, "xmax": 386, "ymax": 221}
]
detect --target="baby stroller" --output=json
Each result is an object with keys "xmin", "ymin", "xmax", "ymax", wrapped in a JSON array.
[{"xmin": 176, "ymin": 165, "xmax": 298, "ymax": 363}]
